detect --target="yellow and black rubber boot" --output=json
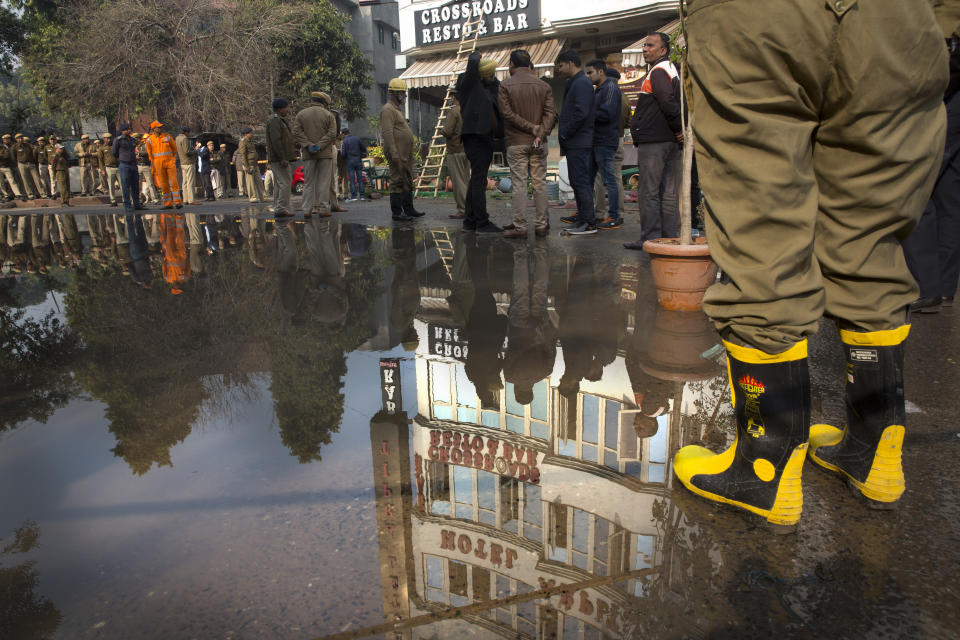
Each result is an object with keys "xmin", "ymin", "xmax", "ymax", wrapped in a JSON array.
[
  {"xmin": 674, "ymin": 340, "xmax": 810, "ymax": 533},
  {"xmin": 808, "ymin": 326, "xmax": 908, "ymax": 509}
]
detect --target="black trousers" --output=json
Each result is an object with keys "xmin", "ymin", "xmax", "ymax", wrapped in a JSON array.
[
  {"xmin": 463, "ymin": 134, "xmax": 493, "ymax": 226},
  {"xmin": 904, "ymin": 91, "xmax": 960, "ymax": 299},
  {"xmin": 200, "ymin": 172, "xmax": 215, "ymax": 199}
]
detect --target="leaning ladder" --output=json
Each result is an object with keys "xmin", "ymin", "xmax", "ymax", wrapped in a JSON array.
[{"xmin": 414, "ymin": 11, "xmax": 485, "ymax": 197}]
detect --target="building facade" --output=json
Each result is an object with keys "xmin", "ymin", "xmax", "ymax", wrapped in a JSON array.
[{"xmin": 394, "ymin": 0, "xmax": 680, "ymax": 146}]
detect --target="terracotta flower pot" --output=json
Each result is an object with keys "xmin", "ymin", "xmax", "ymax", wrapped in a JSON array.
[
  {"xmin": 637, "ymin": 308, "xmax": 721, "ymax": 382},
  {"xmin": 642, "ymin": 237, "xmax": 719, "ymax": 312}
]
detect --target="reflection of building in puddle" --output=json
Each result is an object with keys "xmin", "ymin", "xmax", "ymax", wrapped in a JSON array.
[{"xmin": 367, "ymin": 302, "xmax": 729, "ymax": 638}]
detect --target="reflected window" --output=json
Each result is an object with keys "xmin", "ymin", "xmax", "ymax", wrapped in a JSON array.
[
  {"xmin": 547, "ymin": 503, "xmax": 568, "ymax": 562},
  {"xmin": 523, "ymin": 483, "xmax": 542, "ymax": 543},
  {"xmin": 500, "ymin": 476, "xmax": 519, "ymax": 534},
  {"xmin": 449, "ymin": 559, "xmax": 468, "ymax": 598},
  {"xmin": 455, "ymin": 364, "xmax": 477, "ymax": 408},
  {"xmin": 481, "ymin": 410, "xmax": 500, "ymax": 428},
  {"xmin": 473, "ymin": 566, "xmax": 490, "ymax": 601},
  {"xmin": 429, "ymin": 461, "xmax": 451, "ymax": 515},
  {"xmin": 531, "ymin": 380, "xmax": 548, "ymax": 421},
  {"xmin": 431, "ymin": 361, "xmax": 451, "ymax": 403},
  {"xmin": 582, "ymin": 395, "xmax": 599, "ymax": 443},
  {"xmin": 635, "ymin": 534, "xmax": 656, "ymax": 569}
]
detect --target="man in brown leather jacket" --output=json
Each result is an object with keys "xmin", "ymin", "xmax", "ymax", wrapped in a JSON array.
[{"xmin": 498, "ymin": 49, "xmax": 556, "ymax": 238}]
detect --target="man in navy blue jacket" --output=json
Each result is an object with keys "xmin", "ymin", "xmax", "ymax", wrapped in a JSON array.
[
  {"xmin": 556, "ymin": 50, "xmax": 597, "ymax": 235},
  {"xmin": 340, "ymin": 127, "xmax": 367, "ymax": 201},
  {"xmin": 586, "ymin": 59, "xmax": 623, "ymax": 229}
]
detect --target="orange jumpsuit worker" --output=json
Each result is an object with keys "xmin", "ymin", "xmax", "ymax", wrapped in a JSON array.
[
  {"xmin": 145, "ymin": 120, "xmax": 182, "ymax": 209},
  {"xmin": 159, "ymin": 212, "xmax": 189, "ymax": 294}
]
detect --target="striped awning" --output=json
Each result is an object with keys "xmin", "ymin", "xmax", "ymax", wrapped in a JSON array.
[
  {"xmin": 621, "ymin": 19, "xmax": 681, "ymax": 67},
  {"xmin": 400, "ymin": 38, "xmax": 565, "ymax": 89}
]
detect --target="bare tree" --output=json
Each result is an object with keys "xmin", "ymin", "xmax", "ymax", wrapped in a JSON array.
[{"xmin": 23, "ymin": 0, "xmax": 361, "ymax": 130}]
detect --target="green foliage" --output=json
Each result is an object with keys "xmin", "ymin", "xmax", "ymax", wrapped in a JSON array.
[
  {"xmin": 0, "ymin": 521, "xmax": 62, "ymax": 640},
  {"xmin": 0, "ymin": 305, "xmax": 81, "ymax": 434},
  {"xmin": 0, "ymin": 72, "xmax": 75, "ymax": 136},
  {"xmin": 274, "ymin": 0, "xmax": 374, "ymax": 121}
]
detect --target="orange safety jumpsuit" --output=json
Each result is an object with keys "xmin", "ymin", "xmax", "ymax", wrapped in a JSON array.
[
  {"xmin": 145, "ymin": 131, "xmax": 182, "ymax": 208},
  {"xmin": 159, "ymin": 212, "xmax": 189, "ymax": 294}
]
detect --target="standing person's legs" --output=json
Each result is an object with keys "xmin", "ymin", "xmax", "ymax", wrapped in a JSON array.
[
  {"xmin": 201, "ymin": 172, "xmax": 215, "ymax": 199},
  {"xmin": 593, "ymin": 171, "xmax": 608, "ymax": 219},
  {"xmin": 446, "ymin": 152, "xmax": 469, "ymax": 217},
  {"xmin": 1, "ymin": 167, "xmax": 22, "ymax": 199},
  {"xmin": 660, "ymin": 143, "xmax": 681, "ymax": 238},
  {"xmin": 183, "ymin": 165, "xmax": 198, "ymax": 204},
  {"xmin": 56, "ymin": 172, "xmax": 71, "ymax": 206},
  {"xmin": 106, "ymin": 166, "xmax": 121, "ymax": 204},
  {"xmin": 39, "ymin": 165, "xmax": 51, "ymax": 197},
  {"xmin": 315, "ymin": 157, "xmax": 333, "ymax": 215},
  {"xmin": 271, "ymin": 162, "xmax": 292, "ymax": 214},
  {"xmin": 528, "ymin": 146, "xmax": 548, "ymax": 231},
  {"xmin": 507, "ymin": 145, "xmax": 531, "ymax": 229},
  {"xmin": 463, "ymin": 135, "xmax": 492, "ymax": 227},
  {"xmin": 565, "ymin": 149, "xmax": 595, "ymax": 226},
  {"xmin": 633, "ymin": 142, "xmax": 671, "ymax": 242},
  {"xmin": 595, "ymin": 145, "xmax": 620, "ymax": 221},
  {"xmin": 347, "ymin": 161, "xmax": 361, "ymax": 199},
  {"xmin": 302, "ymin": 158, "xmax": 319, "ymax": 213},
  {"xmin": 118, "ymin": 162, "xmax": 138, "ymax": 210},
  {"xmin": 18, "ymin": 164, "xmax": 40, "ymax": 198}
]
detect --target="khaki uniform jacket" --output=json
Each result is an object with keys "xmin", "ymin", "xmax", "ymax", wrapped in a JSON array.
[
  {"xmin": 52, "ymin": 148, "xmax": 69, "ymax": 172},
  {"xmin": 74, "ymin": 140, "xmax": 94, "ymax": 166},
  {"xmin": 0, "ymin": 143, "xmax": 15, "ymax": 168},
  {"xmin": 136, "ymin": 142, "xmax": 150, "ymax": 165},
  {"xmin": 38, "ymin": 144, "xmax": 50, "ymax": 165},
  {"xmin": 266, "ymin": 113, "xmax": 297, "ymax": 162},
  {"xmin": 292, "ymin": 105, "xmax": 336, "ymax": 160},
  {"xmin": 497, "ymin": 67, "xmax": 556, "ymax": 148},
  {"xmin": 14, "ymin": 141, "xmax": 37, "ymax": 164},
  {"xmin": 442, "ymin": 104, "xmax": 464, "ymax": 154},
  {"xmin": 175, "ymin": 134, "xmax": 196, "ymax": 165},
  {"xmin": 380, "ymin": 100, "xmax": 414, "ymax": 163},
  {"xmin": 238, "ymin": 137, "xmax": 259, "ymax": 171},
  {"xmin": 98, "ymin": 145, "xmax": 119, "ymax": 168}
]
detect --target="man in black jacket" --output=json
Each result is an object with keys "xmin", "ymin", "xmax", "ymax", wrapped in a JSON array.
[
  {"xmin": 556, "ymin": 49, "xmax": 597, "ymax": 235},
  {"xmin": 455, "ymin": 51, "xmax": 503, "ymax": 232},
  {"xmin": 586, "ymin": 59, "xmax": 623, "ymax": 229},
  {"xmin": 624, "ymin": 32, "xmax": 683, "ymax": 249}
]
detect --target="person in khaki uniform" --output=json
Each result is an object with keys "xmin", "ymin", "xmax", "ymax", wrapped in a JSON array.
[
  {"xmin": 45, "ymin": 136, "xmax": 59, "ymax": 198},
  {"xmin": 292, "ymin": 91, "xmax": 337, "ymax": 216},
  {"xmin": 328, "ymin": 108, "xmax": 347, "ymax": 213},
  {"xmin": 238, "ymin": 127, "xmax": 265, "ymax": 203},
  {"xmin": 0, "ymin": 134, "xmax": 23, "ymax": 201},
  {"xmin": 381, "ymin": 78, "xmax": 424, "ymax": 221},
  {"xmin": 498, "ymin": 49, "xmax": 556, "ymax": 237},
  {"xmin": 92, "ymin": 138, "xmax": 106, "ymax": 193},
  {"xmin": 673, "ymin": 0, "xmax": 950, "ymax": 531},
  {"xmin": 74, "ymin": 134, "xmax": 96, "ymax": 195},
  {"xmin": 98, "ymin": 132, "xmax": 121, "ymax": 206},
  {"xmin": 176, "ymin": 127, "xmax": 199, "ymax": 205},
  {"xmin": 14, "ymin": 133, "xmax": 44, "ymax": 199},
  {"xmin": 52, "ymin": 143, "xmax": 72, "ymax": 207},
  {"xmin": 36, "ymin": 136, "xmax": 51, "ymax": 197},
  {"xmin": 442, "ymin": 94, "xmax": 469, "ymax": 219},
  {"xmin": 266, "ymin": 97, "xmax": 297, "ymax": 217},
  {"xmin": 135, "ymin": 134, "xmax": 159, "ymax": 204}
]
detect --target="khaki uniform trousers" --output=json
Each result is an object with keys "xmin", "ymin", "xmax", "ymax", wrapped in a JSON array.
[
  {"xmin": 181, "ymin": 163, "xmax": 198, "ymax": 204},
  {"xmin": 79, "ymin": 163, "xmax": 95, "ymax": 194},
  {"xmin": 19, "ymin": 163, "xmax": 43, "ymax": 198},
  {"xmin": 301, "ymin": 157, "xmax": 332, "ymax": 213},
  {"xmin": 446, "ymin": 151, "xmax": 469, "ymax": 216},
  {"xmin": 47, "ymin": 165, "xmax": 56, "ymax": 196},
  {"xmin": 0, "ymin": 167, "xmax": 22, "ymax": 198},
  {"xmin": 594, "ymin": 143, "xmax": 625, "ymax": 217},
  {"xmin": 329, "ymin": 145, "xmax": 339, "ymax": 203},
  {"xmin": 271, "ymin": 161, "xmax": 292, "ymax": 214},
  {"xmin": 56, "ymin": 212, "xmax": 80, "ymax": 253},
  {"xmin": 139, "ymin": 165, "xmax": 159, "ymax": 203},
  {"xmin": 55, "ymin": 171, "xmax": 70, "ymax": 206},
  {"xmin": 244, "ymin": 167, "xmax": 266, "ymax": 203},
  {"xmin": 38, "ymin": 163, "xmax": 51, "ymax": 197},
  {"xmin": 388, "ymin": 158, "xmax": 414, "ymax": 194},
  {"xmin": 104, "ymin": 166, "xmax": 121, "ymax": 203},
  {"xmin": 507, "ymin": 144, "xmax": 549, "ymax": 228},
  {"xmin": 689, "ymin": 0, "xmax": 948, "ymax": 352},
  {"xmin": 236, "ymin": 168, "xmax": 246, "ymax": 197}
]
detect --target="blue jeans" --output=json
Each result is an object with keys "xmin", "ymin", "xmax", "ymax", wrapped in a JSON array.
[
  {"xmin": 347, "ymin": 160, "xmax": 364, "ymax": 199},
  {"xmin": 118, "ymin": 162, "xmax": 140, "ymax": 211},
  {"xmin": 594, "ymin": 145, "xmax": 619, "ymax": 219},
  {"xmin": 566, "ymin": 149, "xmax": 596, "ymax": 225}
]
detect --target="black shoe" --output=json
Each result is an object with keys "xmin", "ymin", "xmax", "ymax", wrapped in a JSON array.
[
  {"xmin": 110, "ymin": 202, "xmax": 118, "ymax": 207},
  {"xmin": 135, "ymin": 204, "xmax": 147, "ymax": 210},
  {"xmin": 462, "ymin": 221, "xmax": 477, "ymax": 231},
  {"xmin": 392, "ymin": 212, "xmax": 414, "ymax": 221},
  {"xmin": 909, "ymin": 296, "xmax": 941, "ymax": 314},
  {"xmin": 623, "ymin": 240, "xmax": 646, "ymax": 250},
  {"xmin": 175, "ymin": 204, "xmax": 183, "ymax": 209},
  {"xmin": 476, "ymin": 222, "xmax": 503, "ymax": 233},
  {"xmin": 942, "ymin": 296, "xmax": 954, "ymax": 306},
  {"xmin": 560, "ymin": 214, "xmax": 580, "ymax": 224},
  {"xmin": 403, "ymin": 191, "xmax": 425, "ymax": 217}
]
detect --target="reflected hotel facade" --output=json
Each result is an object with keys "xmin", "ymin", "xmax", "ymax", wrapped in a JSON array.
[{"xmin": 370, "ymin": 258, "xmax": 728, "ymax": 638}]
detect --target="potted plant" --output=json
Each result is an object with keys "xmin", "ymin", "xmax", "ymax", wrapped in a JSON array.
[{"xmin": 642, "ymin": 3, "xmax": 719, "ymax": 312}]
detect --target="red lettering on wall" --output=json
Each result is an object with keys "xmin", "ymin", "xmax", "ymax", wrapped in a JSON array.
[
  {"xmin": 486, "ymin": 439, "xmax": 499, "ymax": 456},
  {"xmin": 442, "ymin": 431, "xmax": 453, "ymax": 447},
  {"xmin": 427, "ymin": 445, "xmax": 439, "ymax": 460},
  {"xmin": 430, "ymin": 431, "xmax": 441, "ymax": 446},
  {"xmin": 526, "ymin": 449, "xmax": 537, "ymax": 466},
  {"xmin": 559, "ymin": 590, "xmax": 574, "ymax": 610},
  {"xmin": 440, "ymin": 530, "xmax": 456, "ymax": 550},
  {"xmin": 579, "ymin": 592, "xmax": 594, "ymax": 616},
  {"xmin": 483, "ymin": 453, "xmax": 494, "ymax": 471},
  {"xmin": 474, "ymin": 539, "xmax": 488, "ymax": 560},
  {"xmin": 505, "ymin": 548, "xmax": 518, "ymax": 569},
  {"xmin": 457, "ymin": 534, "xmax": 472, "ymax": 554},
  {"xmin": 450, "ymin": 448, "xmax": 463, "ymax": 464},
  {"xmin": 490, "ymin": 543, "xmax": 503, "ymax": 566}
]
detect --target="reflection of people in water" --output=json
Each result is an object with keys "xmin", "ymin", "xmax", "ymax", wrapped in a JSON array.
[
  {"xmin": 390, "ymin": 227, "xmax": 420, "ymax": 350},
  {"xmin": 159, "ymin": 212, "xmax": 190, "ymax": 295},
  {"xmin": 125, "ymin": 213, "xmax": 152, "ymax": 289},
  {"xmin": 557, "ymin": 255, "xmax": 622, "ymax": 398},
  {"xmin": 503, "ymin": 244, "xmax": 555, "ymax": 406},
  {"xmin": 277, "ymin": 218, "xmax": 348, "ymax": 327},
  {"xmin": 460, "ymin": 234, "xmax": 507, "ymax": 409}
]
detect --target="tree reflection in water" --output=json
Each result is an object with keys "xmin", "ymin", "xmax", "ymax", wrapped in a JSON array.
[{"xmin": 0, "ymin": 521, "xmax": 62, "ymax": 640}]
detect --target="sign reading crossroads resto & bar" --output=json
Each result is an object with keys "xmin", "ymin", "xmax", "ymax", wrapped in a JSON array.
[{"xmin": 415, "ymin": 0, "xmax": 540, "ymax": 47}]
